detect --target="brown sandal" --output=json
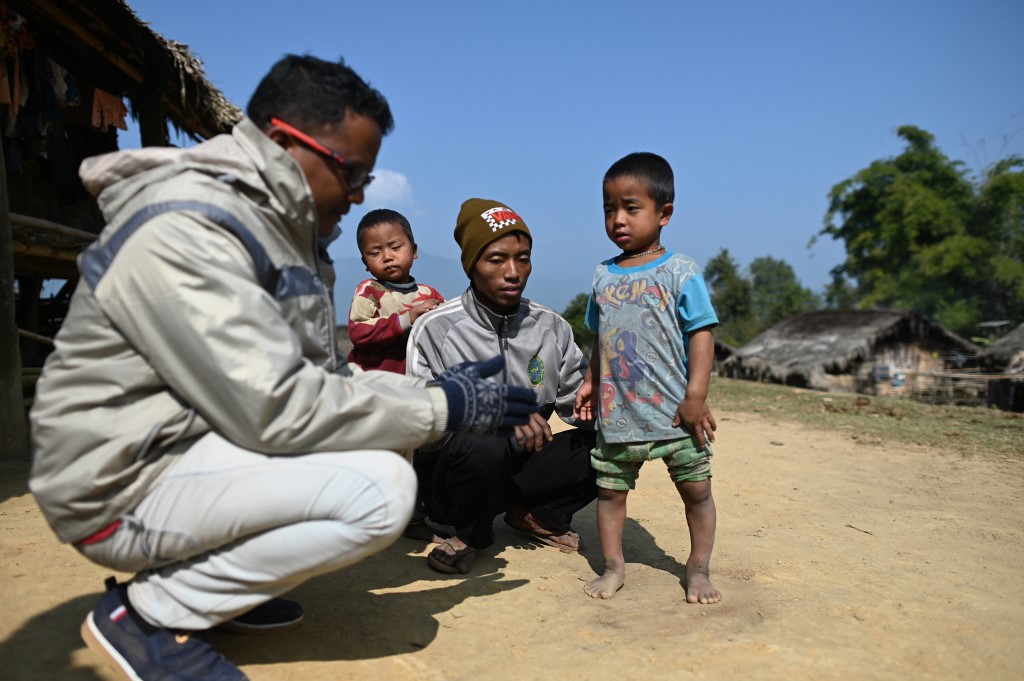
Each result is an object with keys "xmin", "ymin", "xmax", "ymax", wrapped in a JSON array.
[
  {"xmin": 504, "ymin": 508, "xmax": 585, "ymax": 553},
  {"xmin": 427, "ymin": 539, "xmax": 478, "ymax": 574}
]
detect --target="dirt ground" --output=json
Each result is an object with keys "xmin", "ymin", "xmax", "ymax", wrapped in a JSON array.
[{"xmin": 1, "ymin": 410, "xmax": 1022, "ymax": 681}]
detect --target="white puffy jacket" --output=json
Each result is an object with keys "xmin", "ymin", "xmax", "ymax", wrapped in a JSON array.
[{"xmin": 30, "ymin": 118, "xmax": 448, "ymax": 543}]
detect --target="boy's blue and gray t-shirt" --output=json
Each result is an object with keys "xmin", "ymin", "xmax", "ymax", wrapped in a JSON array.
[{"xmin": 585, "ymin": 251, "xmax": 718, "ymax": 444}]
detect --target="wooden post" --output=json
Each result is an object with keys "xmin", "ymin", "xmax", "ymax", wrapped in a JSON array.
[
  {"xmin": 0, "ymin": 135, "xmax": 29, "ymax": 460},
  {"xmin": 138, "ymin": 90, "xmax": 169, "ymax": 147},
  {"xmin": 18, "ymin": 275, "xmax": 42, "ymax": 366}
]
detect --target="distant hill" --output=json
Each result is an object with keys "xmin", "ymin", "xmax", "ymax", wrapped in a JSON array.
[{"xmin": 330, "ymin": 252, "xmax": 583, "ymax": 320}]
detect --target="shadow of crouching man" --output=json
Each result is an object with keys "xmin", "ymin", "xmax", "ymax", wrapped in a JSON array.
[
  {"xmin": 207, "ymin": 542, "xmax": 527, "ymax": 666},
  {"xmin": 0, "ymin": 546, "xmax": 527, "ymax": 679},
  {"xmin": 0, "ymin": 592, "xmax": 116, "ymax": 680}
]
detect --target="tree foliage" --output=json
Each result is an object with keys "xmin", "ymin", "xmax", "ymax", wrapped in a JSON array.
[
  {"xmin": 818, "ymin": 125, "xmax": 1024, "ymax": 335},
  {"xmin": 749, "ymin": 256, "xmax": 821, "ymax": 329},
  {"xmin": 561, "ymin": 292, "xmax": 595, "ymax": 355},
  {"xmin": 704, "ymin": 249, "xmax": 754, "ymax": 346},
  {"xmin": 823, "ymin": 271, "xmax": 858, "ymax": 310},
  {"xmin": 704, "ymin": 249, "xmax": 818, "ymax": 346}
]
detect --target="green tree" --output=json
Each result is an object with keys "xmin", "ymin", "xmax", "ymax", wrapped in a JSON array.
[
  {"xmin": 561, "ymin": 292, "xmax": 594, "ymax": 355},
  {"xmin": 749, "ymin": 256, "xmax": 821, "ymax": 329},
  {"xmin": 818, "ymin": 125, "xmax": 1024, "ymax": 335},
  {"xmin": 823, "ymin": 271, "xmax": 858, "ymax": 310},
  {"xmin": 704, "ymin": 248, "xmax": 755, "ymax": 346},
  {"xmin": 975, "ymin": 156, "xmax": 1024, "ymax": 323}
]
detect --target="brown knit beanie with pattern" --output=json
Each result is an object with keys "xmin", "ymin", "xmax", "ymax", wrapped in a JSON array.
[{"xmin": 454, "ymin": 198, "xmax": 532, "ymax": 276}]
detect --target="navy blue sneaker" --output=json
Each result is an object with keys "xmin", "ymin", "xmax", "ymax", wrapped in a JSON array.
[
  {"xmin": 81, "ymin": 585, "xmax": 248, "ymax": 680},
  {"xmin": 215, "ymin": 598, "xmax": 304, "ymax": 635}
]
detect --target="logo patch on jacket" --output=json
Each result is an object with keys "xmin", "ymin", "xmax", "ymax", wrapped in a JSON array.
[
  {"xmin": 527, "ymin": 355, "xmax": 544, "ymax": 385},
  {"xmin": 481, "ymin": 207, "xmax": 521, "ymax": 232}
]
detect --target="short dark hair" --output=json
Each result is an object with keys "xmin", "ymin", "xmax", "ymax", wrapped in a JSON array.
[
  {"xmin": 247, "ymin": 54, "xmax": 394, "ymax": 135},
  {"xmin": 356, "ymin": 208, "xmax": 414, "ymax": 251},
  {"xmin": 604, "ymin": 152, "xmax": 675, "ymax": 209}
]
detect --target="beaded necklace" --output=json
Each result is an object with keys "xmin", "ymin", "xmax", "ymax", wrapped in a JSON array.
[{"xmin": 617, "ymin": 245, "xmax": 665, "ymax": 263}]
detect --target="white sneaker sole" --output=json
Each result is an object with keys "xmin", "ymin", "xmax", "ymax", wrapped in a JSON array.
[{"xmin": 81, "ymin": 611, "xmax": 144, "ymax": 681}]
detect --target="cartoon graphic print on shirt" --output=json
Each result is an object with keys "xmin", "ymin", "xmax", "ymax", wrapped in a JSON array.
[
  {"xmin": 601, "ymin": 326, "xmax": 663, "ymax": 432},
  {"xmin": 586, "ymin": 252, "xmax": 718, "ymax": 443},
  {"xmin": 598, "ymin": 275, "xmax": 674, "ymax": 313}
]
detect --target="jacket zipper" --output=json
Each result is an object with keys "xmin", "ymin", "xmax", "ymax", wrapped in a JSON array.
[
  {"xmin": 497, "ymin": 316, "xmax": 509, "ymax": 381},
  {"xmin": 312, "ymin": 237, "xmax": 337, "ymax": 372}
]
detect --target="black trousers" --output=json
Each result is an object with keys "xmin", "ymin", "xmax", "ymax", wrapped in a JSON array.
[{"xmin": 414, "ymin": 428, "xmax": 598, "ymax": 549}]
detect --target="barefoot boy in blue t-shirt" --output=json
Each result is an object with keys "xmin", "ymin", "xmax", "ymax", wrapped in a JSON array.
[{"xmin": 574, "ymin": 152, "xmax": 722, "ymax": 604}]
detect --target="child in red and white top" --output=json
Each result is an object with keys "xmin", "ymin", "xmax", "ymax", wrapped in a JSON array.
[{"xmin": 347, "ymin": 208, "xmax": 444, "ymax": 374}]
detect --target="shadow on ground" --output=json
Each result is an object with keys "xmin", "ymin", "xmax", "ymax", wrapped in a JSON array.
[
  {"xmin": 0, "ymin": 538, "xmax": 528, "ymax": 679},
  {"xmin": 525, "ymin": 510, "xmax": 689, "ymax": 586},
  {"xmin": 0, "ymin": 457, "xmax": 31, "ymax": 505}
]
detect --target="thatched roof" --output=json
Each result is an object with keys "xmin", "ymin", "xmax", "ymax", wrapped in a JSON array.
[
  {"xmin": 723, "ymin": 310, "xmax": 980, "ymax": 386},
  {"xmin": 9, "ymin": 0, "xmax": 242, "ymax": 139},
  {"xmin": 981, "ymin": 322, "xmax": 1024, "ymax": 373},
  {"xmin": 714, "ymin": 339, "xmax": 735, "ymax": 362}
]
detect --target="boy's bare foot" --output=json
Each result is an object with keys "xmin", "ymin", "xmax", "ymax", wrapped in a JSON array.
[
  {"xmin": 585, "ymin": 566, "xmax": 625, "ymax": 599},
  {"xmin": 685, "ymin": 564, "xmax": 721, "ymax": 604}
]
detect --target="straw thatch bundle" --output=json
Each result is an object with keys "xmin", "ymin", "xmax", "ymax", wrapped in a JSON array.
[
  {"xmin": 10, "ymin": 0, "xmax": 242, "ymax": 140},
  {"xmin": 981, "ymin": 322, "xmax": 1024, "ymax": 374}
]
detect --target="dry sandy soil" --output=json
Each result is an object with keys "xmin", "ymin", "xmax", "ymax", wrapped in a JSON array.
[{"xmin": 1, "ymin": 410, "xmax": 1022, "ymax": 680}]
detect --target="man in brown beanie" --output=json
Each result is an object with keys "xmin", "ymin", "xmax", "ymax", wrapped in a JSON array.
[{"xmin": 406, "ymin": 198, "xmax": 598, "ymax": 574}]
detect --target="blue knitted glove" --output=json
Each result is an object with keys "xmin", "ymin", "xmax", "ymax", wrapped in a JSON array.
[{"xmin": 436, "ymin": 356, "xmax": 538, "ymax": 435}]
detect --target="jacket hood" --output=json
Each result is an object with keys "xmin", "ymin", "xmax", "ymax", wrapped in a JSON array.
[{"xmin": 79, "ymin": 118, "xmax": 317, "ymax": 238}]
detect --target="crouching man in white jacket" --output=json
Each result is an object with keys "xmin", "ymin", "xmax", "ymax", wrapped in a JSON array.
[{"xmin": 29, "ymin": 55, "xmax": 536, "ymax": 681}]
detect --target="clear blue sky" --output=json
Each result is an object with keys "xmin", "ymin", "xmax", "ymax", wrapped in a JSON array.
[{"xmin": 123, "ymin": 0, "xmax": 1024, "ymax": 313}]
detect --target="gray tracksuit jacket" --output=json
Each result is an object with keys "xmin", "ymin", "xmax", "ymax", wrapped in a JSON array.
[
  {"xmin": 406, "ymin": 287, "xmax": 590, "ymax": 426},
  {"xmin": 29, "ymin": 118, "xmax": 448, "ymax": 543}
]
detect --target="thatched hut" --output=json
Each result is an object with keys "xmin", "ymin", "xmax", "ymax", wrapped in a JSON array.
[
  {"xmin": 721, "ymin": 310, "xmax": 983, "ymax": 401},
  {"xmin": 712, "ymin": 338, "xmax": 735, "ymax": 376},
  {"xmin": 980, "ymin": 322, "xmax": 1024, "ymax": 411},
  {"xmin": 1, "ymin": 0, "xmax": 241, "ymax": 458},
  {"xmin": 981, "ymin": 322, "xmax": 1024, "ymax": 374}
]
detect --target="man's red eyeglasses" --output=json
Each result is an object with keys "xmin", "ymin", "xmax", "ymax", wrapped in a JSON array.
[{"xmin": 270, "ymin": 117, "xmax": 374, "ymax": 191}]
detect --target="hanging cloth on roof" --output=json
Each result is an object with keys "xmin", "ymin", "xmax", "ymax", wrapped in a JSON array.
[
  {"xmin": 91, "ymin": 88, "xmax": 128, "ymax": 132},
  {"xmin": 0, "ymin": 8, "xmax": 29, "ymax": 123},
  {"xmin": 47, "ymin": 59, "xmax": 68, "ymax": 105}
]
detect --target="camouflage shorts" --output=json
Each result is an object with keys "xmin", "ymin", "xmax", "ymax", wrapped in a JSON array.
[{"xmin": 591, "ymin": 431, "xmax": 713, "ymax": 491}]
